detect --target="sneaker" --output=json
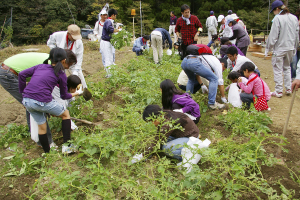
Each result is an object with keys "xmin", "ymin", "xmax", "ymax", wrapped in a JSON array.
[
  {"xmin": 271, "ymin": 91, "xmax": 283, "ymax": 98},
  {"xmin": 49, "ymin": 142, "xmax": 58, "ymax": 149},
  {"xmin": 62, "ymin": 144, "xmax": 77, "ymax": 154},
  {"xmin": 286, "ymin": 89, "xmax": 292, "ymax": 95},
  {"xmin": 208, "ymin": 102, "xmax": 225, "ymax": 110}
]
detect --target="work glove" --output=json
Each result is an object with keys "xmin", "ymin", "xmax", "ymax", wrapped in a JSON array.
[
  {"xmin": 76, "ymin": 85, "xmax": 84, "ymax": 95},
  {"xmin": 173, "ymin": 109, "xmax": 183, "ymax": 113},
  {"xmin": 131, "ymin": 153, "xmax": 143, "ymax": 164},
  {"xmin": 201, "ymin": 85, "xmax": 208, "ymax": 94},
  {"xmin": 221, "ymin": 97, "xmax": 228, "ymax": 103}
]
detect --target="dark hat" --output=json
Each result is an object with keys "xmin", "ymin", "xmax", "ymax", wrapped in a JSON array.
[
  {"xmin": 221, "ymin": 37, "xmax": 229, "ymax": 45},
  {"xmin": 212, "ymin": 34, "xmax": 218, "ymax": 41},
  {"xmin": 270, "ymin": 0, "xmax": 284, "ymax": 13},
  {"xmin": 210, "ymin": 11, "xmax": 214, "ymax": 15},
  {"xmin": 228, "ymin": 10, "xmax": 233, "ymax": 14},
  {"xmin": 220, "ymin": 45, "xmax": 229, "ymax": 56}
]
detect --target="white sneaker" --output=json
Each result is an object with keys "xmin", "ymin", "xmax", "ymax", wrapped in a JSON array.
[
  {"xmin": 49, "ymin": 142, "xmax": 58, "ymax": 149},
  {"xmin": 62, "ymin": 144, "xmax": 77, "ymax": 154},
  {"xmin": 286, "ymin": 89, "xmax": 292, "ymax": 95},
  {"xmin": 208, "ymin": 102, "xmax": 225, "ymax": 110},
  {"xmin": 271, "ymin": 91, "xmax": 283, "ymax": 98}
]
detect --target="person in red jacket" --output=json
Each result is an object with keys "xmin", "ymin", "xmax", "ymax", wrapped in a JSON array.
[{"xmin": 175, "ymin": 4, "xmax": 202, "ymax": 59}]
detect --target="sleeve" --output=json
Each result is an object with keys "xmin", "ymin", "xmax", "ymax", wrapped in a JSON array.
[
  {"xmin": 296, "ymin": 60, "xmax": 300, "ymax": 80},
  {"xmin": 214, "ymin": 17, "xmax": 218, "ymax": 27},
  {"xmin": 165, "ymin": 30, "xmax": 173, "ymax": 49},
  {"xmin": 294, "ymin": 20, "xmax": 299, "ymax": 54},
  {"xmin": 73, "ymin": 41, "xmax": 84, "ymax": 69},
  {"xmin": 265, "ymin": 18, "xmax": 280, "ymax": 53},
  {"xmin": 239, "ymin": 78, "xmax": 254, "ymax": 94},
  {"xmin": 175, "ymin": 17, "xmax": 177, "ymax": 24},
  {"xmin": 175, "ymin": 19, "xmax": 181, "ymax": 33},
  {"xmin": 58, "ymin": 74, "xmax": 72, "ymax": 100},
  {"xmin": 229, "ymin": 29, "xmax": 238, "ymax": 40},
  {"xmin": 205, "ymin": 18, "xmax": 208, "ymax": 28},
  {"xmin": 195, "ymin": 17, "xmax": 203, "ymax": 28},
  {"xmin": 208, "ymin": 56, "xmax": 224, "ymax": 85},
  {"xmin": 47, "ymin": 33, "xmax": 57, "ymax": 49},
  {"xmin": 18, "ymin": 66, "xmax": 36, "ymax": 93},
  {"xmin": 94, "ymin": 21, "xmax": 99, "ymax": 35},
  {"xmin": 107, "ymin": 21, "xmax": 115, "ymax": 34}
]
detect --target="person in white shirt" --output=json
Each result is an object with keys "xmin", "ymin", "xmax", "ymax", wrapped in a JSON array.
[
  {"xmin": 206, "ymin": 11, "xmax": 218, "ymax": 42},
  {"xmin": 47, "ymin": 24, "xmax": 87, "ymax": 88},
  {"xmin": 94, "ymin": 10, "xmax": 108, "ymax": 67},
  {"xmin": 217, "ymin": 15, "xmax": 225, "ymax": 33}
]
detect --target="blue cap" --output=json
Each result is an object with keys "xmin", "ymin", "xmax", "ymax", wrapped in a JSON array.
[
  {"xmin": 210, "ymin": 11, "xmax": 214, "ymax": 15},
  {"xmin": 228, "ymin": 10, "xmax": 233, "ymax": 14},
  {"xmin": 225, "ymin": 17, "xmax": 234, "ymax": 26},
  {"xmin": 270, "ymin": 0, "xmax": 284, "ymax": 13}
]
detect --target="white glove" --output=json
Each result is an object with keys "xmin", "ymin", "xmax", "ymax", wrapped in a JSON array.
[
  {"xmin": 201, "ymin": 85, "xmax": 208, "ymax": 94},
  {"xmin": 173, "ymin": 109, "xmax": 183, "ymax": 113},
  {"xmin": 166, "ymin": 49, "xmax": 172, "ymax": 55},
  {"xmin": 131, "ymin": 153, "xmax": 143, "ymax": 164},
  {"xmin": 221, "ymin": 97, "xmax": 228, "ymax": 103},
  {"xmin": 184, "ymin": 113, "xmax": 197, "ymax": 121},
  {"xmin": 76, "ymin": 85, "xmax": 84, "ymax": 95}
]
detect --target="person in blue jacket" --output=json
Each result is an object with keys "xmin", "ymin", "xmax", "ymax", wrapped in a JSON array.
[
  {"xmin": 150, "ymin": 28, "xmax": 173, "ymax": 64},
  {"xmin": 132, "ymin": 35, "xmax": 150, "ymax": 56}
]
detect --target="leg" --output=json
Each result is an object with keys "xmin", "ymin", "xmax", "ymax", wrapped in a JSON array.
[
  {"xmin": 151, "ymin": 34, "xmax": 159, "ymax": 64},
  {"xmin": 38, "ymin": 122, "xmax": 50, "ymax": 153},
  {"xmin": 157, "ymin": 36, "xmax": 163, "ymax": 63},
  {"xmin": 181, "ymin": 58, "xmax": 196, "ymax": 94},
  {"xmin": 161, "ymin": 137, "xmax": 190, "ymax": 161},
  {"xmin": 282, "ymin": 50, "xmax": 293, "ymax": 91},
  {"xmin": 58, "ymin": 110, "xmax": 71, "ymax": 144},
  {"xmin": 272, "ymin": 52, "xmax": 284, "ymax": 93},
  {"xmin": 173, "ymin": 26, "xmax": 177, "ymax": 42},
  {"xmin": 178, "ymin": 84, "xmax": 186, "ymax": 92},
  {"xmin": 239, "ymin": 46, "xmax": 248, "ymax": 56},
  {"xmin": 240, "ymin": 92, "xmax": 254, "ymax": 109}
]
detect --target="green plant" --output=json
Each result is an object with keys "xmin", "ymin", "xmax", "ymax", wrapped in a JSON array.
[{"xmin": 111, "ymin": 28, "xmax": 132, "ymax": 50}]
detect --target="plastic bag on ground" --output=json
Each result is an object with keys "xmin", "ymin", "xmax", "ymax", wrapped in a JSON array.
[
  {"xmin": 177, "ymin": 137, "xmax": 211, "ymax": 173},
  {"xmin": 30, "ymin": 115, "xmax": 39, "ymax": 142},
  {"xmin": 166, "ymin": 49, "xmax": 172, "ymax": 55},
  {"xmin": 228, "ymin": 83, "xmax": 242, "ymax": 108}
]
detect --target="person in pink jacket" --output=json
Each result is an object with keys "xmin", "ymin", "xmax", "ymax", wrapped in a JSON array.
[{"xmin": 237, "ymin": 62, "xmax": 271, "ymax": 109}]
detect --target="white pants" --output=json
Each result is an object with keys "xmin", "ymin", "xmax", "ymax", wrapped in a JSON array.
[
  {"xmin": 100, "ymin": 40, "xmax": 114, "ymax": 71},
  {"xmin": 69, "ymin": 68, "xmax": 87, "ymax": 89},
  {"xmin": 169, "ymin": 25, "xmax": 177, "ymax": 42},
  {"xmin": 207, "ymin": 26, "xmax": 217, "ymax": 42},
  {"xmin": 151, "ymin": 33, "xmax": 163, "ymax": 64},
  {"xmin": 272, "ymin": 50, "xmax": 294, "ymax": 93}
]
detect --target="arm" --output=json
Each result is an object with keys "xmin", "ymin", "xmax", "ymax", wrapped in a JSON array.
[
  {"xmin": 228, "ymin": 29, "xmax": 238, "ymax": 40},
  {"xmin": 59, "ymin": 74, "xmax": 73, "ymax": 100},
  {"xmin": 73, "ymin": 41, "xmax": 83, "ymax": 69},
  {"xmin": 165, "ymin": 30, "xmax": 173, "ymax": 49},
  {"xmin": 94, "ymin": 21, "xmax": 99, "ymax": 35},
  {"xmin": 18, "ymin": 66, "xmax": 36, "ymax": 93},
  {"xmin": 218, "ymin": 85, "xmax": 225, "ymax": 97},
  {"xmin": 175, "ymin": 20, "xmax": 181, "ymax": 37},
  {"xmin": 214, "ymin": 17, "xmax": 218, "ymax": 28},
  {"xmin": 47, "ymin": 33, "xmax": 57, "ymax": 49},
  {"xmin": 238, "ymin": 78, "xmax": 254, "ymax": 94},
  {"xmin": 265, "ymin": 19, "xmax": 280, "ymax": 53}
]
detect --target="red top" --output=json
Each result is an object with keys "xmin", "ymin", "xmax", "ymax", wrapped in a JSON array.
[
  {"xmin": 175, "ymin": 15, "xmax": 202, "ymax": 45},
  {"xmin": 192, "ymin": 44, "xmax": 212, "ymax": 54}
]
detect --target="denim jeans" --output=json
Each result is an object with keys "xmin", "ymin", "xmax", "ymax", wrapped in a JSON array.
[
  {"xmin": 161, "ymin": 136, "xmax": 189, "ymax": 161},
  {"xmin": 240, "ymin": 93, "xmax": 254, "ymax": 109},
  {"xmin": 181, "ymin": 57, "xmax": 218, "ymax": 105},
  {"xmin": 291, "ymin": 50, "xmax": 300, "ymax": 79},
  {"xmin": 0, "ymin": 68, "xmax": 53, "ymax": 143}
]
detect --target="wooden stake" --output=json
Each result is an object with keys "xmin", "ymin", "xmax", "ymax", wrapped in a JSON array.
[
  {"xmin": 276, "ymin": 90, "xmax": 297, "ymax": 160},
  {"xmin": 70, "ymin": 117, "xmax": 94, "ymax": 125}
]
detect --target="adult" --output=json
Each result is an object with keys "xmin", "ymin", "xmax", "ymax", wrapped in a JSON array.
[
  {"xmin": 19, "ymin": 48, "xmax": 83, "ymax": 153},
  {"xmin": 219, "ymin": 37, "xmax": 244, "ymax": 58},
  {"xmin": 132, "ymin": 35, "xmax": 150, "ymax": 56},
  {"xmin": 217, "ymin": 15, "xmax": 225, "ymax": 34},
  {"xmin": 230, "ymin": 13, "xmax": 246, "ymax": 30},
  {"xmin": 290, "ymin": 8, "xmax": 300, "ymax": 79},
  {"xmin": 226, "ymin": 17, "xmax": 250, "ymax": 56},
  {"xmin": 47, "ymin": 24, "xmax": 87, "ymax": 88},
  {"xmin": 169, "ymin": 11, "xmax": 178, "ymax": 42},
  {"xmin": 177, "ymin": 70, "xmax": 208, "ymax": 94},
  {"xmin": 265, "ymin": 0, "xmax": 299, "ymax": 98},
  {"xmin": 292, "ymin": 60, "xmax": 300, "ymax": 91},
  {"xmin": 175, "ymin": 4, "xmax": 202, "ymax": 59},
  {"xmin": 181, "ymin": 44, "xmax": 227, "ymax": 108},
  {"xmin": 206, "ymin": 11, "xmax": 218, "ymax": 42},
  {"xmin": 100, "ymin": 9, "xmax": 120, "ymax": 78},
  {"xmin": 94, "ymin": 9, "xmax": 108, "ymax": 67},
  {"xmin": 150, "ymin": 28, "xmax": 172, "ymax": 64}
]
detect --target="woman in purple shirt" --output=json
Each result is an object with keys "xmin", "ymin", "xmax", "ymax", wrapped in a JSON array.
[
  {"xmin": 19, "ymin": 48, "xmax": 83, "ymax": 154},
  {"xmin": 160, "ymin": 79, "xmax": 201, "ymax": 124}
]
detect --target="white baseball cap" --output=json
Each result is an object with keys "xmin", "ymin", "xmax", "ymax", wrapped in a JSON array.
[
  {"xmin": 230, "ymin": 13, "xmax": 239, "ymax": 20},
  {"xmin": 217, "ymin": 15, "xmax": 225, "ymax": 22}
]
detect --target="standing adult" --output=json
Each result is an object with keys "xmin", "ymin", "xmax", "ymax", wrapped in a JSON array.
[
  {"xmin": 169, "ymin": 11, "xmax": 178, "ymax": 42},
  {"xmin": 217, "ymin": 15, "xmax": 225, "ymax": 34},
  {"xmin": 175, "ymin": 4, "xmax": 202, "ymax": 59},
  {"xmin": 230, "ymin": 13, "xmax": 246, "ymax": 30},
  {"xmin": 265, "ymin": 0, "xmax": 299, "ymax": 97},
  {"xmin": 100, "ymin": 9, "xmax": 120, "ymax": 77},
  {"xmin": 47, "ymin": 24, "xmax": 87, "ymax": 88},
  {"xmin": 290, "ymin": 8, "xmax": 300, "ymax": 79},
  {"xmin": 206, "ymin": 11, "xmax": 218, "ymax": 42},
  {"xmin": 150, "ymin": 28, "xmax": 172, "ymax": 64},
  {"xmin": 226, "ymin": 17, "xmax": 250, "ymax": 56},
  {"xmin": 94, "ymin": 9, "xmax": 108, "ymax": 67}
]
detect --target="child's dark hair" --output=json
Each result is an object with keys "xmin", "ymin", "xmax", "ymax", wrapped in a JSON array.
[
  {"xmin": 143, "ymin": 35, "xmax": 150, "ymax": 40},
  {"xmin": 160, "ymin": 79, "xmax": 184, "ymax": 110},
  {"xmin": 226, "ymin": 46, "xmax": 238, "ymax": 56},
  {"xmin": 181, "ymin": 4, "xmax": 190, "ymax": 12},
  {"xmin": 44, "ymin": 48, "xmax": 68, "ymax": 77},
  {"xmin": 227, "ymin": 71, "xmax": 241, "ymax": 80},
  {"xmin": 108, "ymin": 9, "xmax": 118, "ymax": 17},
  {"xmin": 65, "ymin": 50, "xmax": 77, "ymax": 65},
  {"xmin": 171, "ymin": 11, "xmax": 175, "ymax": 14},
  {"xmin": 143, "ymin": 104, "xmax": 187, "ymax": 127},
  {"xmin": 240, "ymin": 61, "xmax": 255, "ymax": 72},
  {"xmin": 219, "ymin": 58, "xmax": 227, "ymax": 68},
  {"xmin": 67, "ymin": 75, "xmax": 81, "ymax": 90}
]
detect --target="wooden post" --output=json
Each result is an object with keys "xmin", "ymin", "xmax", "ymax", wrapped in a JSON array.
[{"xmin": 133, "ymin": 16, "xmax": 135, "ymax": 39}]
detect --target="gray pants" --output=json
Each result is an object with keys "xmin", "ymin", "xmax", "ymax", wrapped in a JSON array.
[
  {"xmin": 0, "ymin": 68, "xmax": 53, "ymax": 144},
  {"xmin": 272, "ymin": 50, "xmax": 293, "ymax": 93},
  {"xmin": 151, "ymin": 33, "xmax": 163, "ymax": 64},
  {"xmin": 240, "ymin": 93, "xmax": 254, "ymax": 109}
]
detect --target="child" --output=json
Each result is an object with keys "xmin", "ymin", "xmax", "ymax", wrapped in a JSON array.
[
  {"xmin": 237, "ymin": 62, "xmax": 271, "ymax": 109},
  {"xmin": 19, "ymin": 48, "xmax": 83, "ymax": 154},
  {"xmin": 160, "ymin": 79, "xmax": 201, "ymax": 124},
  {"xmin": 227, "ymin": 71, "xmax": 246, "ymax": 108}
]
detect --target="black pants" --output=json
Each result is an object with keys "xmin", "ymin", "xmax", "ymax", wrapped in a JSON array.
[
  {"xmin": 181, "ymin": 41, "xmax": 197, "ymax": 60},
  {"xmin": 178, "ymin": 83, "xmax": 201, "ymax": 94}
]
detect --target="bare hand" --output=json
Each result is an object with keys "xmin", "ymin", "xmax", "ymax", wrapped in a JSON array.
[
  {"xmin": 194, "ymin": 35, "xmax": 198, "ymax": 41},
  {"xmin": 292, "ymin": 79, "xmax": 300, "ymax": 92},
  {"xmin": 237, "ymin": 77, "xmax": 242, "ymax": 83}
]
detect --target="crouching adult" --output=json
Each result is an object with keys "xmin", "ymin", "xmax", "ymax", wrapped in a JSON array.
[
  {"xmin": 181, "ymin": 44, "xmax": 227, "ymax": 109},
  {"xmin": 132, "ymin": 35, "xmax": 150, "ymax": 56}
]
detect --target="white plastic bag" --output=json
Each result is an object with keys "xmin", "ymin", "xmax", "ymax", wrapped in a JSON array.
[
  {"xmin": 178, "ymin": 137, "xmax": 211, "ymax": 173},
  {"xmin": 166, "ymin": 49, "xmax": 172, "ymax": 55},
  {"xmin": 30, "ymin": 115, "xmax": 39, "ymax": 142},
  {"xmin": 228, "ymin": 83, "xmax": 242, "ymax": 108}
]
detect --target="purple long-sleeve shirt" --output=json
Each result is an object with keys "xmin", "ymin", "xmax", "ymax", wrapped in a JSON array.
[
  {"xmin": 19, "ymin": 64, "xmax": 72, "ymax": 102},
  {"xmin": 171, "ymin": 93, "xmax": 201, "ymax": 118},
  {"xmin": 170, "ymin": 16, "xmax": 177, "ymax": 25},
  {"xmin": 101, "ymin": 19, "xmax": 114, "ymax": 42}
]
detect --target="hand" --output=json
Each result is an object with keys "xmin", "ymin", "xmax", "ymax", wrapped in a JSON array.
[
  {"xmin": 292, "ymin": 79, "xmax": 300, "ymax": 92},
  {"xmin": 173, "ymin": 109, "xmax": 183, "ymax": 113},
  {"xmin": 201, "ymin": 85, "xmax": 208, "ymax": 93},
  {"xmin": 131, "ymin": 153, "xmax": 143, "ymax": 164},
  {"xmin": 237, "ymin": 77, "xmax": 242, "ymax": 83},
  {"xmin": 194, "ymin": 34, "xmax": 198, "ymax": 41},
  {"xmin": 221, "ymin": 97, "xmax": 228, "ymax": 103},
  {"xmin": 76, "ymin": 85, "xmax": 84, "ymax": 95}
]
